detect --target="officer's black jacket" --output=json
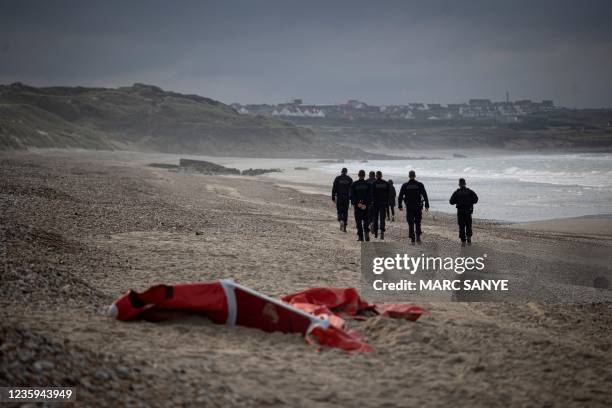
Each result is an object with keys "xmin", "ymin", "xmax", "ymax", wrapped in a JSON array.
[
  {"xmin": 388, "ymin": 183, "xmax": 397, "ymax": 205},
  {"xmin": 372, "ymin": 179, "xmax": 389, "ymax": 205},
  {"xmin": 350, "ymin": 179, "xmax": 373, "ymax": 207},
  {"xmin": 332, "ymin": 174, "xmax": 353, "ymax": 200},
  {"xmin": 398, "ymin": 179, "xmax": 429, "ymax": 209},
  {"xmin": 450, "ymin": 187, "xmax": 478, "ymax": 212}
]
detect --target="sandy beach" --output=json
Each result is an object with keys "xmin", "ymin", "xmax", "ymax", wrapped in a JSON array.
[
  {"xmin": 2, "ymin": 150, "xmax": 612, "ymax": 407},
  {"xmin": 514, "ymin": 216, "xmax": 612, "ymax": 238}
]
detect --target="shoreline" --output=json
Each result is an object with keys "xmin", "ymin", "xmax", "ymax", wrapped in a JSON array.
[
  {"xmin": 271, "ymin": 177, "xmax": 612, "ymax": 237},
  {"xmin": 258, "ymin": 170, "xmax": 612, "ymax": 237},
  {"xmin": 12, "ymin": 148, "xmax": 612, "ymax": 233},
  {"xmin": 511, "ymin": 216, "xmax": 612, "ymax": 237}
]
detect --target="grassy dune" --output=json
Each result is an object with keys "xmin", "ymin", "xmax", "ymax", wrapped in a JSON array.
[{"xmin": 0, "ymin": 83, "xmax": 371, "ymax": 157}]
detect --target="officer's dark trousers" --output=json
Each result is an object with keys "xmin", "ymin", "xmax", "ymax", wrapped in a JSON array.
[
  {"xmin": 386, "ymin": 204, "xmax": 395, "ymax": 219},
  {"xmin": 457, "ymin": 211, "xmax": 473, "ymax": 242},
  {"xmin": 354, "ymin": 206, "xmax": 370, "ymax": 239},
  {"xmin": 405, "ymin": 208, "xmax": 422, "ymax": 242},
  {"xmin": 336, "ymin": 198, "xmax": 349, "ymax": 223},
  {"xmin": 372, "ymin": 204, "xmax": 386, "ymax": 233}
]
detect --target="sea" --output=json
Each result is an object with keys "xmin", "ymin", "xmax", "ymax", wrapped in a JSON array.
[{"xmin": 317, "ymin": 153, "xmax": 612, "ymax": 222}]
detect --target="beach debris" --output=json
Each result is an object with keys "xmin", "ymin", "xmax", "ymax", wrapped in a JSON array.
[
  {"xmin": 109, "ymin": 280, "xmax": 424, "ymax": 353},
  {"xmin": 178, "ymin": 159, "xmax": 241, "ymax": 175},
  {"xmin": 241, "ymin": 168, "xmax": 282, "ymax": 176},
  {"xmin": 148, "ymin": 163, "xmax": 180, "ymax": 169}
]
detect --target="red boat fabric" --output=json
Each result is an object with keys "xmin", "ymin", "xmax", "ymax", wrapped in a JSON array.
[
  {"xmin": 232, "ymin": 284, "xmax": 314, "ymax": 335},
  {"xmin": 285, "ymin": 302, "xmax": 346, "ymax": 329},
  {"xmin": 111, "ymin": 281, "xmax": 423, "ymax": 353},
  {"xmin": 282, "ymin": 287, "xmax": 372, "ymax": 316},
  {"xmin": 307, "ymin": 325, "xmax": 373, "ymax": 353},
  {"xmin": 112, "ymin": 282, "xmax": 228, "ymax": 323},
  {"xmin": 374, "ymin": 303, "xmax": 426, "ymax": 321},
  {"xmin": 283, "ymin": 287, "xmax": 425, "ymax": 323}
]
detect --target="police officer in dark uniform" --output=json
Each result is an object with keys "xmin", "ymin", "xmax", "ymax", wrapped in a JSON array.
[
  {"xmin": 350, "ymin": 170, "xmax": 373, "ymax": 241},
  {"xmin": 331, "ymin": 167, "xmax": 353, "ymax": 232},
  {"xmin": 387, "ymin": 179, "xmax": 396, "ymax": 222},
  {"xmin": 449, "ymin": 178, "xmax": 478, "ymax": 247},
  {"xmin": 398, "ymin": 170, "xmax": 429, "ymax": 245},
  {"xmin": 372, "ymin": 171, "xmax": 389, "ymax": 240},
  {"xmin": 366, "ymin": 171, "xmax": 376, "ymax": 231}
]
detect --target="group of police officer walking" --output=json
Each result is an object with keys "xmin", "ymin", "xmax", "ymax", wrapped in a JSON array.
[{"xmin": 332, "ymin": 167, "xmax": 478, "ymax": 246}]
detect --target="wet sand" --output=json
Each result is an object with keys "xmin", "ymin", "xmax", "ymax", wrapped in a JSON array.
[
  {"xmin": 514, "ymin": 217, "xmax": 612, "ymax": 237},
  {"xmin": 1, "ymin": 150, "xmax": 612, "ymax": 407}
]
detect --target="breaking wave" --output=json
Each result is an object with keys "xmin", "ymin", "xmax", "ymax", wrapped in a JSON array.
[{"xmin": 322, "ymin": 153, "xmax": 612, "ymax": 188}]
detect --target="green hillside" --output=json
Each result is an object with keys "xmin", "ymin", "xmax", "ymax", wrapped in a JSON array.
[{"xmin": 0, "ymin": 83, "xmax": 370, "ymax": 157}]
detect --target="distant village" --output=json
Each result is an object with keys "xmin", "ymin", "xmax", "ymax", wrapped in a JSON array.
[{"xmin": 231, "ymin": 95, "xmax": 558, "ymax": 122}]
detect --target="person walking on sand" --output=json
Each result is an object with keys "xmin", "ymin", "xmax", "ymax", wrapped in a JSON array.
[
  {"xmin": 332, "ymin": 167, "xmax": 353, "ymax": 232},
  {"xmin": 367, "ymin": 171, "xmax": 376, "ymax": 184},
  {"xmin": 387, "ymin": 179, "xmax": 396, "ymax": 222},
  {"xmin": 398, "ymin": 170, "xmax": 429, "ymax": 245},
  {"xmin": 350, "ymin": 169, "xmax": 373, "ymax": 242},
  {"xmin": 371, "ymin": 171, "xmax": 389, "ymax": 240},
  {"xmin": 449, "ymin": 178, "xmax": 478, "ymax": 247},
  {"xmin": 367, "ymin": 171, "xmax": 376, "ymax": 231}
]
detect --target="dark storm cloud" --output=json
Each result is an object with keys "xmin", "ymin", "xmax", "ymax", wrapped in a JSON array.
[{"xmin": 1, "ymin": 0, "xmax": 612, "ymax": 107}]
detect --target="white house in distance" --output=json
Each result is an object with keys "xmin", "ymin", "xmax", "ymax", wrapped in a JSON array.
[
  {"xmin": 232, "ymin": 96, "xmax": 557, "ymax": 120},
  {"xmin": 272, "ymin": 107, "xmax": 326, "ymax": 118}
]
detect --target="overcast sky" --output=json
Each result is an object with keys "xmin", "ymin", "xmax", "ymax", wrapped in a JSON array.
[{"xmin": 1, "ymin": 0, "xmax": 612, "ymax": 107}]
